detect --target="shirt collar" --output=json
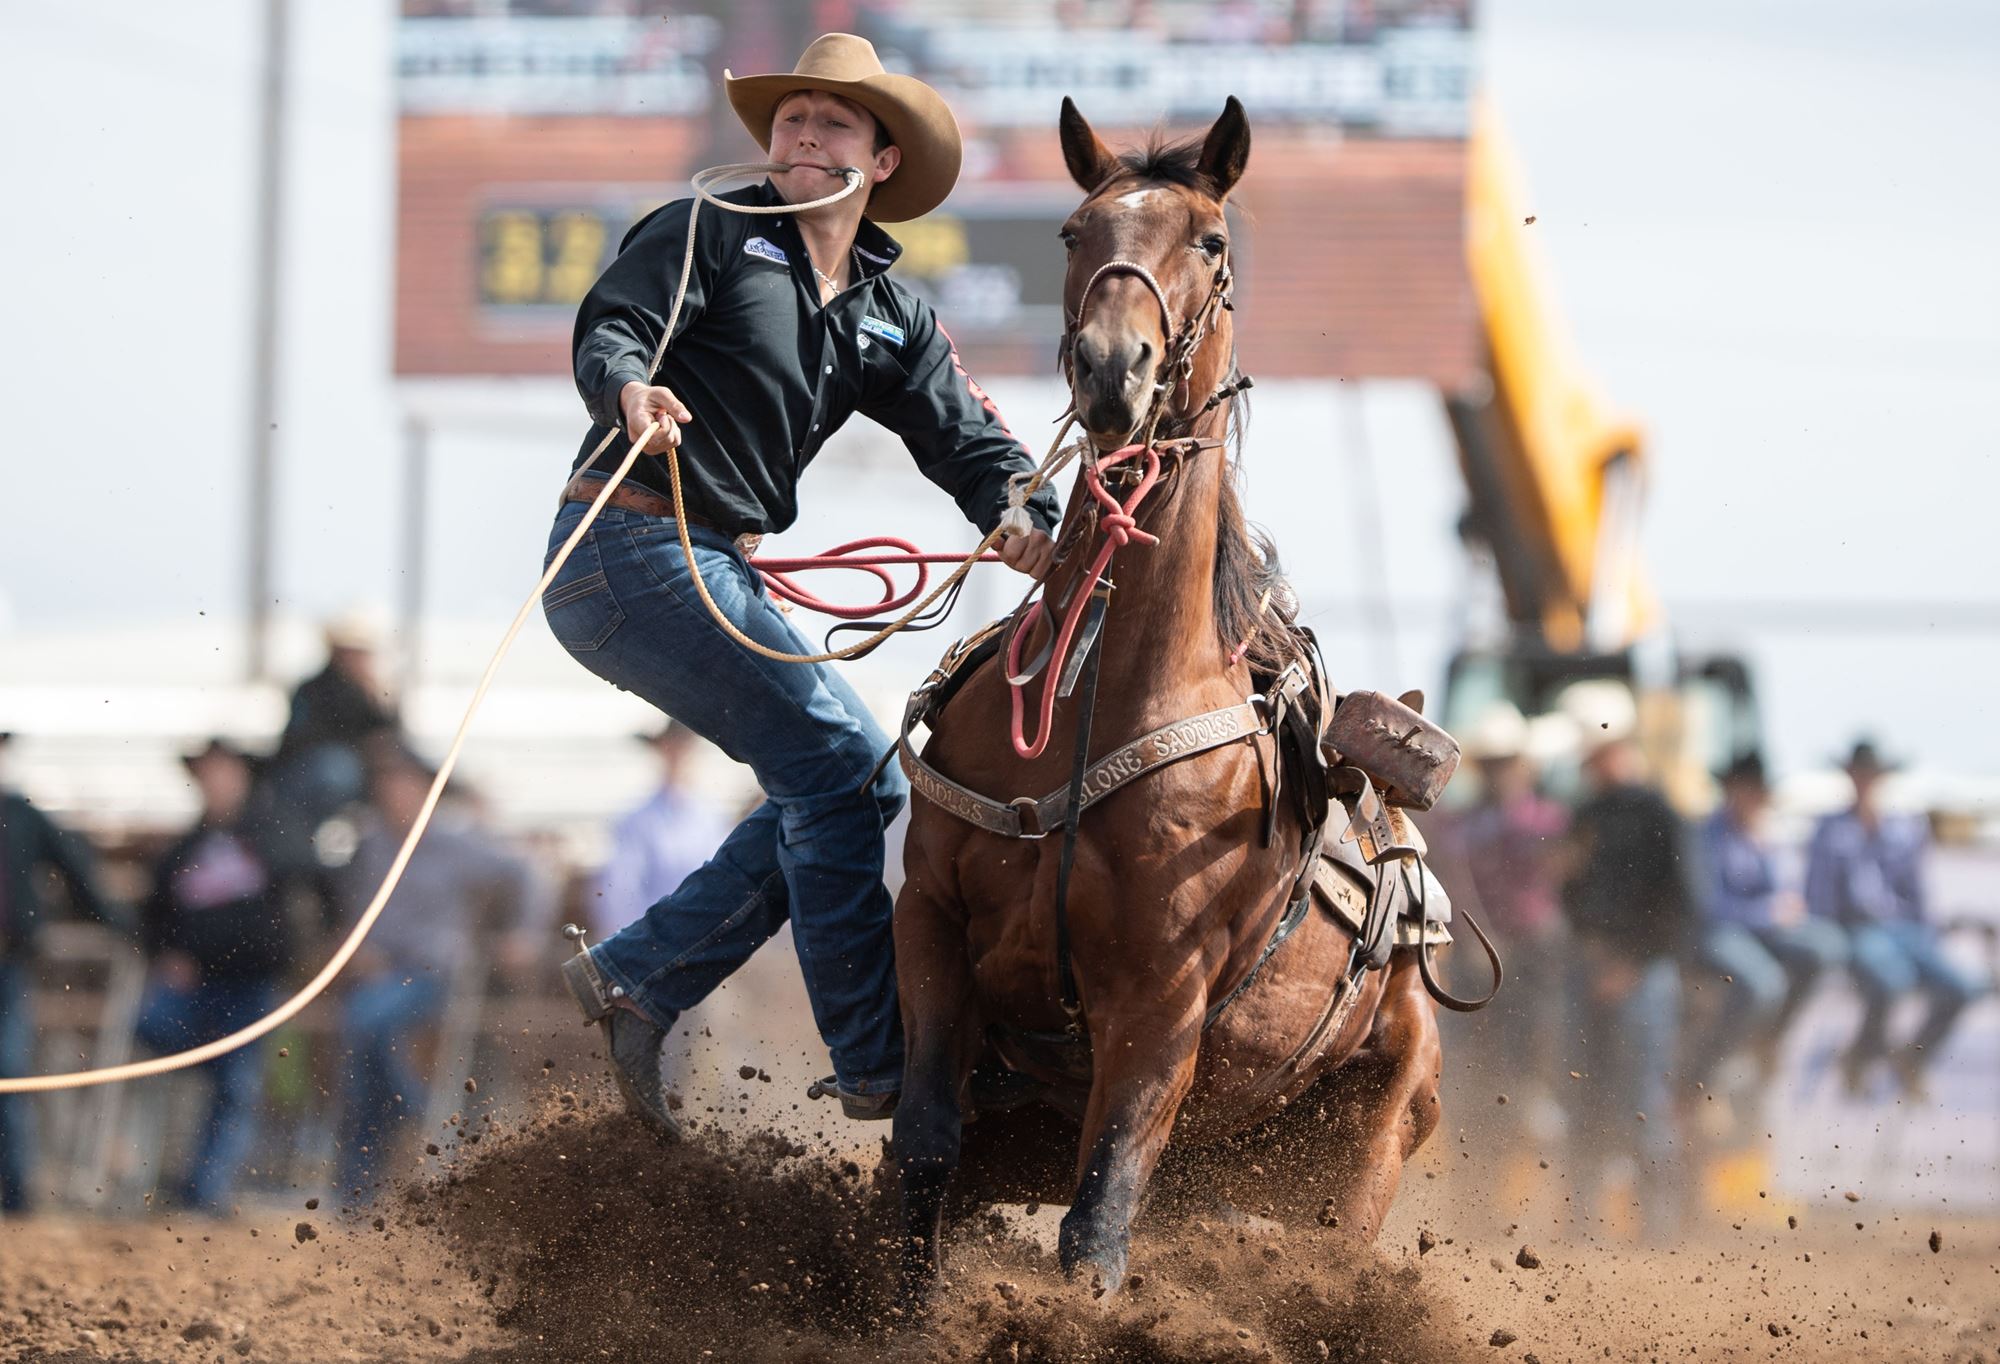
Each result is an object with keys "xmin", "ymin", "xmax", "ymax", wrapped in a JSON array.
[{"xmin": 753, "ymin": 179, "xmax": 903, "ymax": 278}]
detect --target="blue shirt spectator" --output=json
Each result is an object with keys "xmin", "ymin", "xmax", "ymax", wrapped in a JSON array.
[
  {"xmin": 1804, "ymin": 809, "xmax": 1928, "ymax": 927},
  {"xmin": 1700, "ymin": 807, "xmax": 1784, "ymax": 928},
  {"xmin": 1686, "ymin": 753, "xmax": 1846, "ymax": 1088},
  {"xmin": 589, "ymin": 724, "xmax": 727, "ymax": 938},
  {"xmin": 1805, "ymin": 738, "xmax": 1980, "ymax": 1098}
]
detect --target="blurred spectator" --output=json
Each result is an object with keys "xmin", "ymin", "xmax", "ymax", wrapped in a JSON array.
[
  {"xmin": 1, "ymin": 731, "xmax": 117, "ymax": 1214},
  {"xmin": 1806, "ymin": 738, "xmax": 1982, "ymax": 1099},
  {"xmin": 1685, "ymin": 753, "xmax": 1846, "ymax": 1089},
  {"xmin": 588, "ymin": 723, "xmax": 730, "ymax": 939},
  {"xmin": 1448, "ymin": 703, "xmax": 1568, "ymax": 1138},
  {"xmin": 135, "ymin": 739, "xmax": 295, "ymax": 1212},
  {"xmin": 266, "ymin": 611, "xmax": 401, "ymax": 853},
  {"xmin": 333, "ymin": 749, "xmax": 539, "ymax": 1197},
  {"xmin": 1560, "ymin": 701, "xmax": 1695, "ymax": 1240}
]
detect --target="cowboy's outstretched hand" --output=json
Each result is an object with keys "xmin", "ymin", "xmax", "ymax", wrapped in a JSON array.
[
  {"xmin": 999, "ymin": 528, "xmax": 1057, "ymax": 580},
  {"xmin": 620, "ymin": 382, "xmax": 694, "ymax": 454}
]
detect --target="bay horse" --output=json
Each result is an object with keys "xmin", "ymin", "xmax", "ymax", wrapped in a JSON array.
[{"xmin": 890, "ymin": 96, "xmax": 1447, "ymax": 1295}]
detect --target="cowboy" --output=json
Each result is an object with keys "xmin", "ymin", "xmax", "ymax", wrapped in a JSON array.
[
  {"xmin": 547, "ymin": 35, "xmax": 1060, "ymax": 1134},
  {"xmin": 1806, "ymin": 738, "xmax": 1982, "ymax": 1098},
  {"xmin": 1, "ymin": 730, "xmax": 118, "ymax": 1214},
  {"xmin": 136, "ymin": 738, "xmax": 295, "ymax": 1211},
  {"xmin": 1556, "ymin": 688, "xmax": 1695, "ymax": 1241},
  {"xmin": 1445, "ymin": 702, "xmax": 1569, "ymax": 1145},
  {"xmin": 335, "ymin": 747, "xmax": 540, "ymax": 1196},
  {"xmin": 1685, "ymin": 752, "xmax": 1846, "ymax": 1089}
]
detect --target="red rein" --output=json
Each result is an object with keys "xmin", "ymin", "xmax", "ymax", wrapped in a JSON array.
[
  {"xmin": 747, "ymin": 442, "xmax": 1164, "ymax": 760},
  {"xmin": 751, "ymin": 539, "xmax": 1001, "ymax": 619},
  {"xmin": 1006, "ymin": 443, "xmax": 1162, "ymax": 758}
]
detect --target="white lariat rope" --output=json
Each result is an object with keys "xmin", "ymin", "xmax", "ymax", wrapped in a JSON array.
[{"xmin": 0, "ymin": 161, "xmax": 1056, "ymax": 1094}]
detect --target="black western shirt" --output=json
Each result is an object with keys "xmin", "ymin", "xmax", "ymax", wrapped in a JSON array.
[{"xmin": 571, "ymin": 180, "xmax": 1060, "ymax": 540}]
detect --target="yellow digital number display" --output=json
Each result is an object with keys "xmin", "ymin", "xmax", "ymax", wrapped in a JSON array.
[
  {"xmin": 894, "ymin": 216, "xmax": 969, "ymax": 278},
  {"xmin": 480, "ymin": 210, "xmax": 547, "ymax": 307},
  {"xmin": 479, "ymin": 207, "xmax": 617, "ymax": 309}
]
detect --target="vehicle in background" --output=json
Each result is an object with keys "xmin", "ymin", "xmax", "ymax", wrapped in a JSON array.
[{"xmin": 1439, "ymin": 104, "xmax": 1761, "ymax": 811}]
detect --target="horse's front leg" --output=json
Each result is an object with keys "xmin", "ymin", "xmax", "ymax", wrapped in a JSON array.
[
  {"xmin": 1058, "ymin": 999, "xmax": 1202, "ymax": 1292},
  {"xmin": 891, "ymin": 879, "xmax": 979, "ymax": 1300},
  {"xmin": 1308, "ymin": 952, "xmax": 1442, "ymax": 1240}
]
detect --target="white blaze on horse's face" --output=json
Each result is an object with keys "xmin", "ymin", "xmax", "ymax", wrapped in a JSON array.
[{"xmin": 1063, "ymin": 179, "xmax": 1220, "ymax": 446}]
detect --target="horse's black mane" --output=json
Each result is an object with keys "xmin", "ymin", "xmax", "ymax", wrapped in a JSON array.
[
  {"xmin": 1211, "ymin": 397, "xmax": 1300, "ymax": 678},
  {"xmin": 1111, "ymin": 133, "xmax": 1216, "ymax": 195}
]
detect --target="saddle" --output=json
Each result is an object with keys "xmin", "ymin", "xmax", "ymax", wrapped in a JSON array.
[
  {"xmin": 900, "ymin": 614, "xmax": 1458, "ymax": 978},
  {"xmin": 1261, "ymin": 662, "xmax": 1456, "ymax": 973}
]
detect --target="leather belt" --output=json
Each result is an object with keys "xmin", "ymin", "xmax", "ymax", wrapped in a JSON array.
[{"xmin": 559, "ymin": 472, "xmax": 725, "ymax": 533}]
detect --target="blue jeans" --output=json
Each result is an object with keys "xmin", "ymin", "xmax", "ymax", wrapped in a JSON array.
[
  {"xmin": 1844, "ymin": 921, "xmax": 1983, "ymax": 1064},
  {"xmin": 0, "ymin": 962, "xmax": 33, "ymax": 1213},
  {"xmin": 336, "ymin": 973, "xmax": 447, "ymax": 1196},
  {"xmin": 542, "ymin": 503, "xmax": 908, "ymax": 1096},
  {"xmin": 1688, "ymin": 920, "xmax": 1848, "ymax": 1083},
  {"xmin": 135, "ymin": 977, "xmax": 276, "ymax": 1212}
]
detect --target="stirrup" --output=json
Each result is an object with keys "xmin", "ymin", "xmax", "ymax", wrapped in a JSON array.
[
  {"xmin": 558, "ymin": 923, "xmax": 622, "ymax": 1023},
  {"xmin": 807, "ymin": 1075, "xmax": 899, "ymax": 1121}
]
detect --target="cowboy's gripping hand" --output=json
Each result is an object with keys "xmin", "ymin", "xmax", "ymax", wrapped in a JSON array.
[
  {"xmin": 999, "ymin": 527, "xmax": 1057, "ymax": 580},
  {"xmin": 619, "ymin": 382, "xmax": 694, "ymax": 454}
]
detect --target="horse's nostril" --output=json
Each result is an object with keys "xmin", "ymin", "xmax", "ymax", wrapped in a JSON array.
[{"xmin": 1134, "ymin": 341, "xmax": 1154, "ymax": 370}]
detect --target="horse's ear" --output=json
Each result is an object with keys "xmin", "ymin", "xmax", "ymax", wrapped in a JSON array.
[
  {"xmin": 1198, "ymin": 96, "xmax": 1252, "ymax": 198},
  {"xmin": 1059, "ymin": 96, "xmax": 1117, "ymax": 193}
]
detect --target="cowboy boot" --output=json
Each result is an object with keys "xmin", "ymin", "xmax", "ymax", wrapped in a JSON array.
[{"xmin": 561, "ymin": 928, "xmax": 679, "ymax": 1139}]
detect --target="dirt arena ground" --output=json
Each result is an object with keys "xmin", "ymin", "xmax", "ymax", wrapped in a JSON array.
[{"xmin": 4, "ymin": 1073, "xmax": 1995, "ymax": 1364}]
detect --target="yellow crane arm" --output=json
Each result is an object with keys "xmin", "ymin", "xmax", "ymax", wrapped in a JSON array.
[{"xmin": 1464, "ymin": 99, "xmax": 1657, "ymax": 652}]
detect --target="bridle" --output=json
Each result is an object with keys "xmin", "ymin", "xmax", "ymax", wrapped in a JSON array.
[
  {"xmin": 994, "ymin": 219, "xmax": 1258, "ymax": 768},
  {"xmin": 1058, "ymin": 236, "xmax": 1246, "ymax": 448}
]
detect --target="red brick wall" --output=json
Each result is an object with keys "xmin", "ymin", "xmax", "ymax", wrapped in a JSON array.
[
  {"xmin": 396, "ymin": 115, "xmax": 696, "ymax": 376},
  {"xmin": 999, "ymin": 130, "xmax": 1475, "ymax": 387}
]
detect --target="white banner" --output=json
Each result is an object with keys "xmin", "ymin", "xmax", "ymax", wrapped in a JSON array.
[{"xmin": 398, "ymin": 16, "xmax": 716, "ymax": 117}]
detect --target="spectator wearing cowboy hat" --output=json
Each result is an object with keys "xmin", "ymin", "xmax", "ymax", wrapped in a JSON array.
[
  {"xmin": 135, "ymin": 738, "xmax": 296, "ymax": 1212},
  {"xmin": 1, "ymin": 730, "xmax": 118, "ymax": 1214},
  {"xmin": 1685, "ymin": 752, "xmax": 1847, "ymax": 1089},
  {"xmin": 549, "ymin": 33, "xmax": 1061, "ymax": 1132},
  {"xmin": 268, "ymin": 609, "xmax": 401, "ymax": 841},
  {"xmin": 1445, "ymin": 702, "xmax": 1570, "ymax": 1143},
  {"xmin": 1556, "ymin": 685, "xmax": 1696, "ymax": 1241},
  {"xmin": 1806, "ymin": 738, "xmax": 1982, "ymax": 1098},
  {"xmin": 333, "ymin": 746, "xmax": 540, "ymax": 1197}
]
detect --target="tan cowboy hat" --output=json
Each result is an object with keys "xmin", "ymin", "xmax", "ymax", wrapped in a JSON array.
[
  {"xmin": 724, "ymin": 33, "xmax": 962, "ymax": 224},
  {"xmin": 1461, "ymin": 701, "xmax": 1528, "ymax": 763},
  {"xmin": 323, "ymin": 605, "xmax": 388, "ymax": 653}
]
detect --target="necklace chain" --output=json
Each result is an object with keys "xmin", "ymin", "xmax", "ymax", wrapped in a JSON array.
[{"xmin": 810, "ymin": 246, "xmax": 861, "ymax": 296}]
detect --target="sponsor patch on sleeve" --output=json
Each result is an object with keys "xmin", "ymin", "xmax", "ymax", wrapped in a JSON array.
[
  {"xmin": 743, "ymin": 236, "xmax": 789, "ymax": 265},
  {"xmin": 858, "ymin": 315, "xmax": 906, "ymax": 348}
]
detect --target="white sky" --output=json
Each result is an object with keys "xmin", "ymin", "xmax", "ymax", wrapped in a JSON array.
[{"xmin": 0, "ymin": 0, "xmax": 1996, "ymax": 776}]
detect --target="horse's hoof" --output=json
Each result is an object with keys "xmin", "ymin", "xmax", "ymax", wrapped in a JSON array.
[{"xmin": 1057, "ymin": 1219, "xmax": 1128, "ymax": 1295}]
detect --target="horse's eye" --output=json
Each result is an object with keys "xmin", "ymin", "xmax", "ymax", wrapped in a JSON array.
[
  {"xmin": 1059, "ymin": 230, "xmax": 1078, "ymax": 252},
  {"xmin": 1198, "ymin": 234, "xmax": 1226, "ymax": 259}
]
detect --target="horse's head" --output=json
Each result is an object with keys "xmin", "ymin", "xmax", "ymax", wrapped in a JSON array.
[{"xmin": 1057, "ymin": 96, "xmax": 1249, "ymax": 447}]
